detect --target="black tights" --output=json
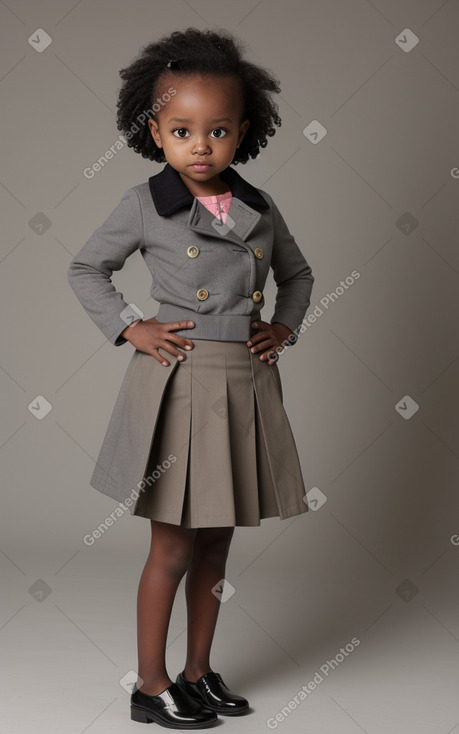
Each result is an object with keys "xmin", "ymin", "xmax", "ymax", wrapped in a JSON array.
[{"xmin": 136, "ymin": 520, "xmax": 235, "ymax": 695}]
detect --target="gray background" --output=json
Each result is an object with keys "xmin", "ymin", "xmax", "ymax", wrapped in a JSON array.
[{"xmin": 1, "ymin": 1, "xmax": 459, "ymax": 732}]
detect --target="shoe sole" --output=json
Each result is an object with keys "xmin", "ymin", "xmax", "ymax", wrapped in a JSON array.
[
  {"xmin": 131, "ymin": 704, "xmax": 218, "ymax": 728},
  {"xmin": 204, "ymin": 704, "xmax": 250, "ymax": 716}
]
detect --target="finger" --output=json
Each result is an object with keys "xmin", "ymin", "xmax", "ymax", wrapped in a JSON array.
[
  {"xmin": 152, "ymin": 343, "xmax": 190, "ymax": 366},
  {"xmin": 159, "ymin": 331, "xmax": 194, "ymax": 350},
  {"xmin": 261, "ymin": 346, "xmax": 279, "ymax": 363},
  {"xmin": 260, "ymin": 350, "xmax": 278, "ymax": 362},
  {"xmin": 155, "ymin": 339, "xmax": 190, "ymax": 362},
  {"xmin": 249, "ymin": 337, "xmax": 275, "ymax": 353},
  {"xmin": 247, "ymin": 329, "xmax": 274, "ymax": 347},
  {"xmin": 160, "ymin": 331, "xmax": 194, "ymax": 355},
  {"xmin": 150, "ymin": 347, "xmax": 171, "ymax": 367},
  {"xmin": 251, "ymin": 320, "xmax": 269, "ymax": 330},
  {"xmin": 164, "ymin": 321, "xmax": 195, "ymax": 349},
  {"xmin": 167, "ymin": 320, "xmax": 195, "ymax": 332}
]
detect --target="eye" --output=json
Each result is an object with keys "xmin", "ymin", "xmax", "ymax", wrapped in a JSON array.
[
  {"xmin": 210, "ymin": 128, "xmax": 228, "ymax": 139},
  {"xmin": 172, "ymin": 128, "xmax": 189, "ymax": 138}
]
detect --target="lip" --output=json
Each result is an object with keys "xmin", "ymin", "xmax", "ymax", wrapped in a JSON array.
[{"xmin": 191, "ymin": 163, "xmax": 211, "ymax": 171}]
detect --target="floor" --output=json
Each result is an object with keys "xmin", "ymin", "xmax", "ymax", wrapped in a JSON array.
[{"xmin": 1, "ymin": 522, "xmax": 458, "ymax": 734}]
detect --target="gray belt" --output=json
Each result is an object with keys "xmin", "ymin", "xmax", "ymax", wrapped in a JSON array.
[{"xmin": 154, "ymin": 304, "xmax": 258, "ymax": 341}]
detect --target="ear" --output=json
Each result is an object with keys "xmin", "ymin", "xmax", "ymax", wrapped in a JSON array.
[
  {"xmin": 237, "ymin": 119, "xmax": 250, "ymax": 148},
  {"xmin": 148, "ymin": 118, "xmax": 163, "ymax": 148}
]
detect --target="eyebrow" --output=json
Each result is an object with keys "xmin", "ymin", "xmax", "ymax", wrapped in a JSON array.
[{"xmin": 167, "ymin": 117, "xmax": 233, "ymax": 124}]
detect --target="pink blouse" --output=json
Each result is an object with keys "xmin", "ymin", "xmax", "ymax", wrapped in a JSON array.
[{"xmin": 195, "ymin": 190, "xmax": 233, "ymax": 224}]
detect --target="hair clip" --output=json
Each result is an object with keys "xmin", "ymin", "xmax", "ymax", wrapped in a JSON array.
[{"xmin": 166, "ymin": 58, "xmax": 181, "ymax": 69}]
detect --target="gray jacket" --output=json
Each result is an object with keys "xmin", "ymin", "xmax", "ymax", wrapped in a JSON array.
[{"xmin": 67, "ymin": 163, "xmax": 314, "ymax": 344}]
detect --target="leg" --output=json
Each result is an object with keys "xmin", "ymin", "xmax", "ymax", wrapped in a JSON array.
[
  {"xmin": 136, "ymin": 519, "xmax": 196, "ymax": 695},
  {"xmin": 183, "ymin": 526, "xmax": 235, "ymax": 681}
]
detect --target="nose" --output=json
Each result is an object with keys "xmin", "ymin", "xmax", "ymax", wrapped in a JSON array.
[{"xmin": 192, "ymin": 134, "xmax": 211, "ymax": 156}]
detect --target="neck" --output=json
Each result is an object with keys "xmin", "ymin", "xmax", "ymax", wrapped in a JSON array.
[{"xmin": 179, "ymin": 172, "xmax": 231, "ymax": 198}]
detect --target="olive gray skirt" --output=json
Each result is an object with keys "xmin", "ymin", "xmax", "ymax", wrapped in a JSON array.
[{"xmin": 90, "ymin": 339, "xmax": 308, "ymax": 528}]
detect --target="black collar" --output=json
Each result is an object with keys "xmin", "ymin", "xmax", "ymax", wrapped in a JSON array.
[{"xmin": 148, "ymin": 162, "xmax": 269, "ymax": 216}]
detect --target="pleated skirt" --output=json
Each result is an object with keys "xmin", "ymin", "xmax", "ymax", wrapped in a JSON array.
[{"xmin": 128, "ymin": 339, "xmax": 308, "ymax": 527}]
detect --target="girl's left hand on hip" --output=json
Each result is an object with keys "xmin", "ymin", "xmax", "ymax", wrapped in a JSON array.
[{"xmin": 247, "ymin": 321, "xmax": 294, "ymax": 365}]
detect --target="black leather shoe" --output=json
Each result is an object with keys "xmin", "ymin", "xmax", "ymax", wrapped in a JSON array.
[
  {"xmin": 176, "ymin": 670, "xmax": 250, "ymax": 716},
  {"xmin": 130, "ymin": 682, "xmax": 218, "ymax": 728}
]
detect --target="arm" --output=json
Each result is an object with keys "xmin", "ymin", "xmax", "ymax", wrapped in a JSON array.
[
  {"xmin": 247, "ymin": 196, "xmax": 314, "ymax": 363},
  {"xmin": 269, "ymin": 195, "xmax": 315, "ymax": 335},
  {"xmin": 67, "ymin": 187, "xmax": 143, "ymax": 346}
]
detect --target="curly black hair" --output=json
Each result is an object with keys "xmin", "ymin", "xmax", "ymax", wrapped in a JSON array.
[{"xmin": 116, "ymin": 27, "xmax": 282, "ymax": 164}]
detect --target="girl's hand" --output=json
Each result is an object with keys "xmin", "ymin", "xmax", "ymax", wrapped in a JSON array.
[
  {"xmin": 247, "ymin": 321, "xmax": 294, "ymax": 365},
  {"xmin": 121, "ymin": 317, "xmax": 195, "ymax": 366}
]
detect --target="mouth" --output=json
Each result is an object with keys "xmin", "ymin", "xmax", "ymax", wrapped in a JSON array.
[{"xmin": 191, "ymin": 163, "xmax": 211, "ymax": 171}]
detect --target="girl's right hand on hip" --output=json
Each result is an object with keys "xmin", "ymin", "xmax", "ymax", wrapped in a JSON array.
[{"xmin": 121, "ymin": 317, "xmax": 195, "ymax": 366}]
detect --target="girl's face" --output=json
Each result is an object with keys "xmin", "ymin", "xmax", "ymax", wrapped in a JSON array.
[{"xmin": 148, "ymin": 74, "xmax": 250, "ymax": 196}]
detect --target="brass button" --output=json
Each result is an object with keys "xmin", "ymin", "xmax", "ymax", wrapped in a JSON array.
[
  {"xmin": 187, "ymin": 245, "xmax": 199, "ymax": 258},
  {"xmin": 252, "ymin": 290, "xmax": 262, "ymax": 303},
  {"xmin": 197, "ymin": 288, "xmax": 209, "ymax": 301},
  {"xmin": 254, "ymin": 247, "xmax": 264, "ymax": 259}
]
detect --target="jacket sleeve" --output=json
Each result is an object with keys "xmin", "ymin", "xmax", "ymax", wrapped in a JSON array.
[
  {"xmin": 67, "ymin": 187, "xmax": 144, "ymax": 346},
  {"xmin": 267, "ymin": 195, "xmax": 315, "ymax": 335}
]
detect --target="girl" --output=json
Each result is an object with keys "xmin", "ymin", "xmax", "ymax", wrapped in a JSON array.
[{"xmin": 68, "ymin": 27, "xmax": 314, "ymax": 729}]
